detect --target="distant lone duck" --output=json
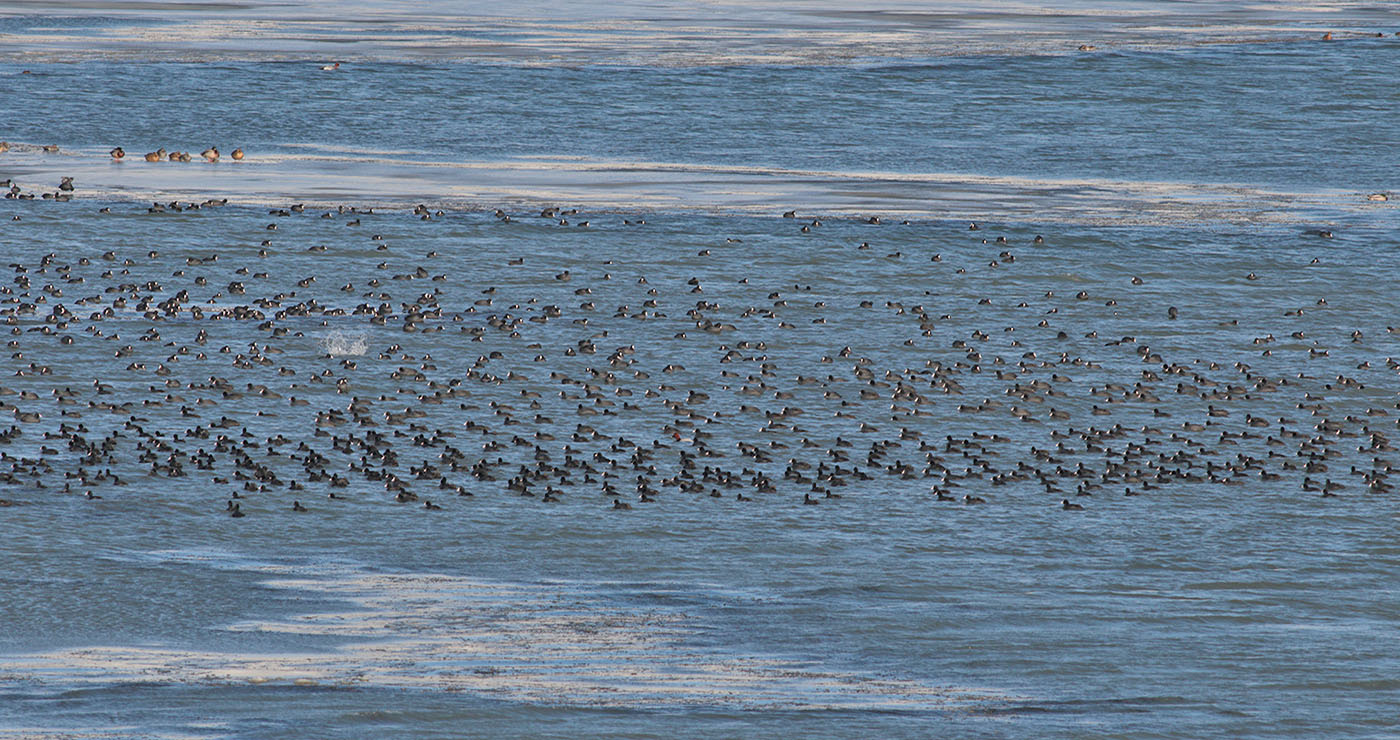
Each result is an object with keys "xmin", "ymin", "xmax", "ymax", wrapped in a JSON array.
[
  {"xmin": 291, "ymin": 500, "xmax": 308, "ymax": 512},
  {"xmin": 1321, "ymin": 32, "xmax": 1332, "ymax": 41},
  {"xmin": 201, "ymin": 147, "xmax": 219, "ymax": 162},
  {"xmin": 1367, "ymin": 193, "xmax": 1388, "ymax": 202},
  {"xmin": 803, "ymin": 493, "xmax": 820, "ymax": 505},
  {"xmin": 612, "ymin": 498, "xmax": 631, "ymax": 510},
  {"xmin": 1078, "ymin": 44, "xmax": 1097, "ymax": 51},
  {"xmin": 229, "ymin": 501, "xmax": 245, "ymax": 518},
  {"xmin": 963, "ymin": 494, "xmax": 986, "ymax": 504},
  {"xmin": 110, "ymin": 147, "xmax": 125, "ymax": 160},
  {"xmin": 41, "ymin": 144, "xmax": 58, "ymax": 153},
  {"xmin": 0, "ymin": 141, "xmax": 9, "ymax": 153},
  {"xmin": 1062, "ymin": 499, "xmax": 1084, "ymax": 510},
  {"xmin": 58, "ymin": 177, "xmax": 74, "ymax": 191},
  {"xmin": 231, "ymin": 147, "xmax": 245, "ymax": 160},
  {"xmin": 144, "ymin": 148, "xmax": 165, "ymax": 162},
  {"xmin": 321, "ymin": 62, "xmax": 340, "ymax": 71}
]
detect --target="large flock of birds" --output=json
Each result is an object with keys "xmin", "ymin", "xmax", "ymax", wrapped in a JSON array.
[{"xmin": 0, "ymin": 173, "xmax": 1395, "ymax": 521}]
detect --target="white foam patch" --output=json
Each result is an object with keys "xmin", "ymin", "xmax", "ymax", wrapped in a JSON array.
[{"xmin": 0, "ymin": 562, "xmax": 1008, "ymax": 711}]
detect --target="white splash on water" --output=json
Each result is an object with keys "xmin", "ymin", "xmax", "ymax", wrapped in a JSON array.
[{"xmin": 320, "ymin": 331, "xmax": 368, "ymax": 357}]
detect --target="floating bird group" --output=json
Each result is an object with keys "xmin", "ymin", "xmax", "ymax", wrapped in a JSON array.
[
  {"xmin": 129, "ymin": 146, "xmax": 244, "ymax": 163},
  {"xmin": 0, "ymin": 194, "xmax": 1394, "ymax": 525}
]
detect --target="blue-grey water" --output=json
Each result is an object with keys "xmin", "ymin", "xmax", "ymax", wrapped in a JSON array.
[{"xmin": 1, "ymin": 2, "xmax": 1399, "ymax": 738}]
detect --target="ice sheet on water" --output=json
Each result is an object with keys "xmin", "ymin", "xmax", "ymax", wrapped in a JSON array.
[{"xmin": 0, "ymin": 559, "xmax": 1012, "ymax": 712}]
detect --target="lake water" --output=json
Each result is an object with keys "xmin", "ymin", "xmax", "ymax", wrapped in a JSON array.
[{"xmin": 1, "ymin": 2, "xmax": 1399, "ymax": 738}]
